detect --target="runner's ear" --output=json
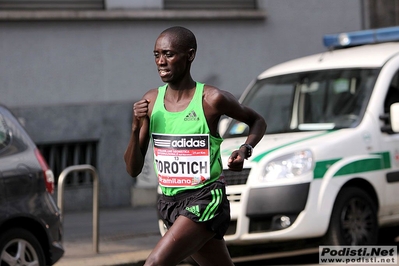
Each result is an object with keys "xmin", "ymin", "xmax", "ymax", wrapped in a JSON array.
[{"xmin": 188, "ymin": 48, "xmax": 196, "ymax": 62}]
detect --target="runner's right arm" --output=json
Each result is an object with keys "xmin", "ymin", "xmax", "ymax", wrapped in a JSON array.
[{"xmin": 124, "ymin": 90, "xmax": 156, "ymax": 177}]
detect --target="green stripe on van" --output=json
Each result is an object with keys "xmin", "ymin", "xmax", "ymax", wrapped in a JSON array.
[
  {"xmin": 252, "ymin": 131, "xmax": 335, "ymax": 163},
  {"xmin": 313, "ymin": 151, "xmax": 391, "ymax": 179},
  {"xmin": 313, "ymin": 159, "xmax": 340, "ymax": 179}
]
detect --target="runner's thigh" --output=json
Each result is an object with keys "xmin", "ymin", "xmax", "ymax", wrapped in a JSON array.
[
  {"xmin": 191, "ymin": 238, "xmax": 234, "ymax": 266},
  {"xmin": 144, "ymin": 215, "xmax": 215, "ymax": 266}
]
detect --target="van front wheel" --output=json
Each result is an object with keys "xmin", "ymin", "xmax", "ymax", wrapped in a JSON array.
[{"xmin": 325, "ymin": 187, "xmax": 378, "ymax": 245}]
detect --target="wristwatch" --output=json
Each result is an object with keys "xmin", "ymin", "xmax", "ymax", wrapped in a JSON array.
[{"xmin": 240, "ymin": 144, "xmax": 253, "ymax": 159}]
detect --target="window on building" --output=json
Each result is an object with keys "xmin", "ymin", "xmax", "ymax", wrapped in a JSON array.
[
  {"xmin": 37, "ymin": 141, "xmax": 98, "ymax": 186},
  {"xmin": 164, "ymin": 0, "xmax": 256, "ymax": 10},
  {"xmin": 0, "ymin": 0, "xmax": 104, "ymax": 10}
]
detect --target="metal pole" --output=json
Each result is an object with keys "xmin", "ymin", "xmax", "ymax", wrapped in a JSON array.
[{"xmin": 57, "ymin": 165, "xmax": 99, "ymax": 253}]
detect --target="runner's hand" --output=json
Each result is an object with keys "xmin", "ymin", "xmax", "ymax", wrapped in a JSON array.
[
  {"xmin": 132, "ymin": 99, "xmax": 150, "ymax": 130},
  {"xmin": 227, "ymin": 150, "xmax": 245, "ymax": 171}
]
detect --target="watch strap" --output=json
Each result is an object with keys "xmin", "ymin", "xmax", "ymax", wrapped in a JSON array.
[{"xmin": 240, "ymin": 144, "xmax": 253, "ymax": 159}]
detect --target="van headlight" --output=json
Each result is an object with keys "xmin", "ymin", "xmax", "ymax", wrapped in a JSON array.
[{"xmin": 260, "ymin": 150, "xmax": 313, "ymax": 182}]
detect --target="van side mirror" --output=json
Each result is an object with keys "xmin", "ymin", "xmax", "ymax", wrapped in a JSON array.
[{"xmin": 390, "ymin": 103, "xmax": 399, "ymax": 132}]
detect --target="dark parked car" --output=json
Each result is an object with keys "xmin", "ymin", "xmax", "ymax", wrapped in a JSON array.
[{"xmin": 0, "ymin": 104, "xmax": 64, "ymax": 265}]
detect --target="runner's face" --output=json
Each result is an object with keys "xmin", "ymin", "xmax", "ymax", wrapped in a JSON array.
[{"xmin": 154, "ymin": 33, "xmax": 189, "ymax": 83}]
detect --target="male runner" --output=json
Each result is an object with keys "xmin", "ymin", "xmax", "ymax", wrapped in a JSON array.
[{"xmin": 124, "ymin": 26, "xmax": 266, "ymax": 266}]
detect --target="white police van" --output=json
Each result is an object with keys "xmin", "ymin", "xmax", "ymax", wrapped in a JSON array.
[{"xmin": 219, "ymin": 26, "xmax": 399, "ymax": 252}]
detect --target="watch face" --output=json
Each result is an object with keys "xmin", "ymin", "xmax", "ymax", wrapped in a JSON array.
[{"xmin": 247, "ymin": 147, "xmax": 252, "ymax": 158}]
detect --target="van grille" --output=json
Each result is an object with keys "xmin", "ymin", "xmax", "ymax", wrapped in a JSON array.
[
  {"xmin": 223, "ymin": 168, "xmax": 250, "ymax": 186},
  {"xmin": 224, "ymin": 168, "xmax": 250, "ymax": 203}
]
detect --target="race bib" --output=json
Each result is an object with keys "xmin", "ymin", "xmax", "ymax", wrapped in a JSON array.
[{"xmin": 152, "ymin": 133, "xmax": 210, "ymax": 187}]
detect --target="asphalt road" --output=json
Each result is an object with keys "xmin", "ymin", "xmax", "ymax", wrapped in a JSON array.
[{"xmin": 59, "ymin": 206, "xmax": 399, "ymax": 266}]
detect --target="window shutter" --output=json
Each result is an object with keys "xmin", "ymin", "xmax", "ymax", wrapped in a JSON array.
[
  {"xmin": 164, "ymin": 0, "xmax": 256, "ymax": 10},
  {"xmin": 364, "ymin": 0, "xmax": 399, "ymax": 28},
  {"xmin": 0, "ymin": 0, "xmax": 104, "ymax": 10}
]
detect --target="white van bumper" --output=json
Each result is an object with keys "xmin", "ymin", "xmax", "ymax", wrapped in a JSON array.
[{"xmin": 225, "ymin": 180, "xmax": 331, "ymax": 245}]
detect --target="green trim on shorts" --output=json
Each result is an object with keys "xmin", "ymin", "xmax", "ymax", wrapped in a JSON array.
[{"xmin": 200, "ymin": 188, "xmax": 222, "ymax": 222}]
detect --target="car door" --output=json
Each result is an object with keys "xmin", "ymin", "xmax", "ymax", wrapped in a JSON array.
[
  {"xmin": 380, "ymin": 69, "xmax": 399, "ymax": 215},
  {"xmin": 0, "ymin": 108, "xmax": 33, "ymax": 206}
]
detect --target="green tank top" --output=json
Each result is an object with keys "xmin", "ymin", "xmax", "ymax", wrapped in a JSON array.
[{"xmin": 150, "ymin": 82, "xmax": 223, "ymax": 196}]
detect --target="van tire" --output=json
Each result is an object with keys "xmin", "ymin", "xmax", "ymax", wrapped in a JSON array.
[{"xmin": 325, "ymin": 187, "xmax": 378, "ymax": 245}]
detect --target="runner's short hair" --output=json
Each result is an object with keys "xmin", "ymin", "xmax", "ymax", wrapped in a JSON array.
[{"xmin": 161, "ymin": 26, "xmax": 197, "ymax": 52}]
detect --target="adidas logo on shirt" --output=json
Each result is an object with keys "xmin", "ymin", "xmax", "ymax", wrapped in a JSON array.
[{"xmin": 184, "ymin": 110, "xmax": 200, "ymax": 121}]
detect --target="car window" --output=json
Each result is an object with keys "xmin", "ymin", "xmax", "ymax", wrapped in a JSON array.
[{"xmin": 0, "ymin": 113, "xmax": 11, "ymax": 153}]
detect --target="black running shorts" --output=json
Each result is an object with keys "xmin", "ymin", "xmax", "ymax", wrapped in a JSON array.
[{"xmin": 158, "ymin": 181, "xmax": 230, "ymax": 240}]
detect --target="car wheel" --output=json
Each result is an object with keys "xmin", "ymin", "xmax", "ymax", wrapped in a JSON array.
[
  {"xmin": 325, "ymin": 187, "xmax": 378, "ymax": 245},
  {"xmin": 0, "ymin": 228, "xmax": 46, "ymax": 266}
]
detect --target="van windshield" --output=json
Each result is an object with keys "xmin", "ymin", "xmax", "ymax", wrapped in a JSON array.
[{"xmin": 224, "ymin": 68, "xmax": 379, "ymax": 137}]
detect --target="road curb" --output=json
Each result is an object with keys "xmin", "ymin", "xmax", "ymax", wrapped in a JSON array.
[{"xmin": 54, "ymin": 250, "xmax": 151, "ymax": 266}]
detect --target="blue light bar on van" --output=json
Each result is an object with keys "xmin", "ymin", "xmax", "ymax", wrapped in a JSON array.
[{"xmin": 323, "ymin": 26, "xmax": 399, "ymax": 48}]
